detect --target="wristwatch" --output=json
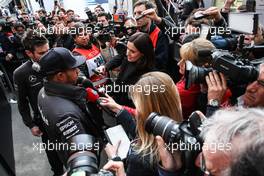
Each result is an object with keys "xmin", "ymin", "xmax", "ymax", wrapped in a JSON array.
[
  {"xmin": 111, "ymin": 156, "xmax": 122, "ymax": 161},
  {"xmin": 208, "ymin": 99, "xmax": 220, "ymax": 107}
]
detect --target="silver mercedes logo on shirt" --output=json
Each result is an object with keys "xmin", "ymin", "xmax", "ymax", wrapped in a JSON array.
[{"xmin": 29, "ymin": 75, "xmax": 37, "ymax": 83}]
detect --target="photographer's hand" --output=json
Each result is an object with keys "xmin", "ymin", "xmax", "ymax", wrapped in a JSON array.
[
  {"xmin": 104, "ymin": 140, "xmax": 121, "ymax": 159},
  {"xmin": 142, "ymin": 8, "xmax": 162, "ymax": 24},
  {"xmin": 103, "ymin": 160, "xmax": 126, "ymax": 176},
  {"xmin": 5, "ymin": 53, "xmax": 14, "ymax": 61},
  {"xmin": 156, "ymin": 136, "xmax": 182, "ymax": 171},
  {"xmin": 222, "ymin": 0, "xmax": 235, "ymax": 12},
  {"xmin": 203, "ymin": 7, "xmax": 222, "ymax": 22},
  {"xmin": 206, "ymin": 71, "xmax": 227, "ymax": 104}
]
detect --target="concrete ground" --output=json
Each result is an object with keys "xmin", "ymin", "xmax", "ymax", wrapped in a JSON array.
[{"xmin": 11, "ymin": 104, "xmax": 53, "ymax": 176}]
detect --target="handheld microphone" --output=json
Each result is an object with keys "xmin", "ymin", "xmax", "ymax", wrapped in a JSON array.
[
  {"xmin": 77, "ymin": 77, "xmax": 94, "ymax": 88},
  {"xmin": 86, "ymin": 88, "xmax": 100, "ymax": 103},
  {"xmin": 78, "ymin": 77, "xmax": 106, "ymax": 97},
  {"xmin": 85, "ymin": 88, "xmax": 116, "ymax": 117}
]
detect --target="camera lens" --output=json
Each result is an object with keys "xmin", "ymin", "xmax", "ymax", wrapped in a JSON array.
[
  {"xmin": 67, "ymin": 151, "xmax": 98, "ymax": 176},
  {"xmin": 184, "ymin": 61, "xmax": 212, "ymax": 89},
  {"xmin": 66, "ymin": 134, "xmax": 99, "ymax": 176},
  {"xmin": 145, "ymin": 113, "xmax": 181, "ymax": 143}
]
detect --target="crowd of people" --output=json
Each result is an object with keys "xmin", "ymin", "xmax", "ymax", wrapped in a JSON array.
[{"xmin": 0, "ymin": 0, "xmax": 264, "ymax": 175}]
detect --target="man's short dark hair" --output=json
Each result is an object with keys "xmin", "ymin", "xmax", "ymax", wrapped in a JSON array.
[
  {"xmin": 66, "ymin": 9, "xmax": 74, "ymax": 14},
  {"xmin": 21, "ymin": 12, "xmax": 28, "ymax": 16},
  {"xmin": 133, "ymin": 0, "xmax": 156, "ymax": 10},
  {"xmin": 13, "ymin": 22, "xmax": 25, "ymax": 30},
  {"xmin": 57, "ymin": 8, "xmax": 66, "ymax": 15},
  {"xmin": 97, "ymin": 12, "xmax": 109, "ymax": 20},
  {"xmin": 38, "ymin": 8, "xmax": 46, "ymax": 14},
  {"xmin": 94, "ymin": 5, "xmax": 105, "ymax": 11},
  {"xmin": 22, "ymin": 30, "xmax": 48, "ymax": 52}
]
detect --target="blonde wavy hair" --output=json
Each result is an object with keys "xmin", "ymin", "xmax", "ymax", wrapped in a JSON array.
[
  {"xmin": 179, "ymin": 38, "xmax": 215, "ymax": 66},
  {"xmin": 130, "ymin": 71, "xmax": 183, "ymax": 165}
]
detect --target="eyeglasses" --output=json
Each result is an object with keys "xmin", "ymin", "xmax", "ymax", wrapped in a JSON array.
[{"xmin": 200, "ymin": 153, "xmax": 212, "ymax": 176}]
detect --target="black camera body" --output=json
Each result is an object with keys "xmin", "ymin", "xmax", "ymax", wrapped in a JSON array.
[
  {"xmin": 184, "ymin": 49, "xmax": 259, "ymax": 89},
  {"xmin": 84, "ymin": 7, "xmax": 97, "ymax": 23},
  {"xmin": 93, "ymin": 23, "xmax": 112, "ymax": 46},
  {"xmin": 145, "ymin": 112, "xmax": 203, "ymax": 176}
]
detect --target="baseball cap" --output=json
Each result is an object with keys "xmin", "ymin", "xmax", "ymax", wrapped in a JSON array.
[{"xmin": 39, "ymin": 47, "xmax": 86, "ymax": 75}]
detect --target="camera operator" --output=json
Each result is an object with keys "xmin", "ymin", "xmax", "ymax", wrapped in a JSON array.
[
  {"xmin": 95, "ymin": 12, "xmax": 121, "ymax": 80},
  {"xmin": 100, "ymin": 71, "xmax": 183, "ymax": 176},
  {"xmin": 20, "ymin": 12, "xmax": 32, "ymax": 28},
  {"xmin": 124, "ymin": 17, "xmax": 137, "ymax": 36},
  {"xmin": 133, "ymin": 0, "xmax": 169, "ymax": 71},
  {"xmin": 176, "ymin": 38, "xmax": 231, "ymax": 119},
  {"xmin": 94, "ymin": 5, "xmax": 105, "ymax": 17},
  {"xmin": 71, "ymin": 22, "xmax": 108, "ymax": 87},
  {"xmin": 66, "ymin": 9, "xmax": 75, "ymax": 22},
  {"xmin": 180, "ymin": 0, "xmax": 205, "ymax": 22},
  {"xmin": 57, "ymin": 9, "xmax": 66, "ymax": 22},
  {"xmin": 37, "ymin": 8, "xmax": 48, "ymax": 27},
  {"xmin": 11, "ymin": 22, "xmax": 27, "ymax": 63},
  {"xmin": 54, "ymin": 22, "xmax": 75, "ymax": 51},
  {"xmin": 97, "ymin": 12, "xmax": 110, "ymax": 27},
  {"xmin": 95, "ymin": 12, "xmax": 115, "ymax": 52},
  {"xmin": 0, "ymin": 21, "xmax": 24, "ymax": 87},
  {"xmin": 38, "ymin": 47, "xmax": 105, "ymax": 166},
  {"xmin": 51, "ymin": 15, "xmax": 61, "ymax": 25},
  {"xmin": 204, "ymin": 63, "xmax": 264, "ymax": 117},
  {"xmin": 182, "ymin": 7, "xmax": 229, "ymax": 44},
  {"xmin": 151, "ymin": 108, "xmax": 264, "ymax": 176},
  {"xmin": 13, "ymin": 30, "xmax": 64, "ymax": 175}
]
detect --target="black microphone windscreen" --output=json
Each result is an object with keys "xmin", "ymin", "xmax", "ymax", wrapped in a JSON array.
[{"xmin": 82, "ymin": 79, "xmax": 95, "ymax": 89}]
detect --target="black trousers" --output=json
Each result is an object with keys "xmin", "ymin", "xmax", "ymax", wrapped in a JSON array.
[{"xmin": 38, "ymin": 121, "xmax": 64, "ymax": 176}]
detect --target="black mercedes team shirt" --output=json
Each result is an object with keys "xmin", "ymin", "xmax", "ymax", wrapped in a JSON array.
[{"xmin": 13, "ymin": 60, "xmax": 43, "ymax": 129}]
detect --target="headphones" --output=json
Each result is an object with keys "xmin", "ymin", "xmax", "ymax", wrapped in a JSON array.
[{"xmin": 31, "ymin": 60, "xmax": 41, "ymax": 72}]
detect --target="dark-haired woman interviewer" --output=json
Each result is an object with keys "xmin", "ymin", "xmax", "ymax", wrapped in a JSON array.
[{"xmin": 96, "ymin": 32, "xmax": 155, "ymax": 107}]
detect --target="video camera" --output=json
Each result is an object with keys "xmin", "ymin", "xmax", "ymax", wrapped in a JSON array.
[
  {"xmin": 93, "ymin": 22, "xmax": 133, "ymax": 54},
  {"xmin": 145, "ymin": 112, "xmax": 203, "ymax": 176},
  {"xmin": 66, "ymin": 134, "xmax": 113, "ymax": 176},
  {"xmin": 94, "ymin": 23, "xmax": 113, "ymax": 45},
  {"xmin": 84, "ymin": 7, "xmax": 97, "ymax": 24},
  {"xmin": 184, "ymin": 49, "xmax": 259, "ymax": 89}
]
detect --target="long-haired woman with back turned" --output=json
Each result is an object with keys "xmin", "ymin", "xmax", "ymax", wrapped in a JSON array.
[{"xmin": 100, "ymin": 71, "xmax": 183, "ymax": 176}]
